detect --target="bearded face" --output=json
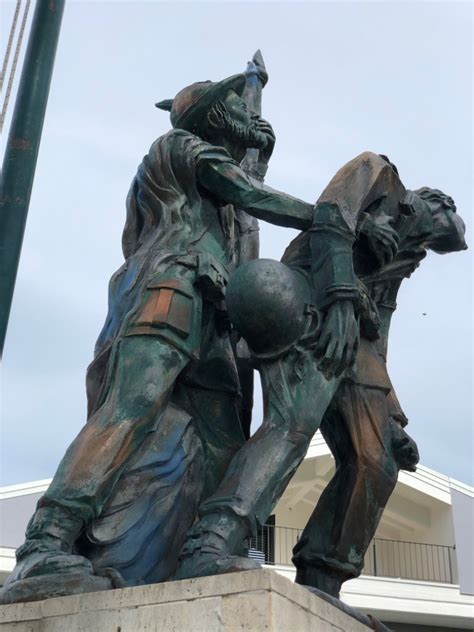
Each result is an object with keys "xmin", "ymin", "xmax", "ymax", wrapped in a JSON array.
[
  {"xmin": 203, "ymin": 91, "xmax": 268, "ymax": 151},
  {"xmin": 210, "ymin": 102, "xmax": 268, "ymax": 149}
]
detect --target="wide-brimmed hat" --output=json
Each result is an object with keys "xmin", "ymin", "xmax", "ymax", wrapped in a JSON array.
[{"xmin": 156, "ymin": 73, "xmax": 246, "ymax": 132}]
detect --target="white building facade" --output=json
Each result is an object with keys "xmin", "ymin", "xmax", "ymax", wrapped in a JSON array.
[{"xmin": 1, "ymin": 434, "xmax": 473, "ymax": 631}]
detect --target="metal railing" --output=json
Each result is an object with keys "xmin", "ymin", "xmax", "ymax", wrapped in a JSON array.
[
  {"xmin": 248, "ymin": 524, "xmax": 456, "ymax": 584},
  {"xmin": 364, "ymin": 537, "xmax": 455, "ymax": 584}
]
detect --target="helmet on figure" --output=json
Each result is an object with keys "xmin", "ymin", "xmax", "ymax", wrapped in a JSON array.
[{"xmin": 226, "ymin": 259, "xmax": 312, "ymax": 359}]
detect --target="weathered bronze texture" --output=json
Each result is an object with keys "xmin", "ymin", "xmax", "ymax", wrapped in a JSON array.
[
  {"xmin": 0, "ymin": 51, "xmax": 467, "ymax": 612},
  {"xmin": 0, "ymin": 51, "xmax": 310, "ymax": 604},
  {"xmin": 175, "ymin": 152, "xmax": 466, "ymax": 593}
]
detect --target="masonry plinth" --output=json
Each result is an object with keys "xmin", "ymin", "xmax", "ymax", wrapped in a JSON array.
[{"xmin": 0, "ymin": 569, "xmax": 384, "ymax": 631}]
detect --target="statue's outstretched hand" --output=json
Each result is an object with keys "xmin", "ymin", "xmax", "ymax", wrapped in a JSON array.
[{"xmin": 314, "ymin": 301, "xmax": 359, "ymax": 380}]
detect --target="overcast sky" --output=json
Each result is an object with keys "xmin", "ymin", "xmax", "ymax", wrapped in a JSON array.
[{"xmin": 1, "ymin": 1, "xmax": 472, "ymax": 488}]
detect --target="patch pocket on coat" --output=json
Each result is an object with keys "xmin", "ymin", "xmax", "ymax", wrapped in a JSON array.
[{"xmin": 137, "ymin": 283, "xmax": 194, "ymax": 338}]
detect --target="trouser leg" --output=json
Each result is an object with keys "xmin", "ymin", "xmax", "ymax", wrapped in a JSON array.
[
  {"xmin": 69, "ymin": 365, "xmax": 245, "ymax": 586},
  {"xmin": 200, "ymin": 356, "xmax": 341, "ymax": 531},
  {"xmin": 79, "ymin": 400, "xmax": 205, "ymax": 586},
  {"xmin": 17, "ymin": 337, "xmax": 188, "ymax": 563},
  {"xmin": 175, "ymin": 353, "xmax": 342, "ymax": 578},
  {"xmin": 293, "ymin": 383, "xmax": 399, "ymax": 595},
  {"xmin": 172, "ymin": 384, "xmax": 246, "ymax": 500}
]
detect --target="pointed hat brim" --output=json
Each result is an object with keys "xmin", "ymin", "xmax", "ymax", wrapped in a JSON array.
[{"xmin": 156, "ymin": 73, "xmax": 246, "ymax": 131}]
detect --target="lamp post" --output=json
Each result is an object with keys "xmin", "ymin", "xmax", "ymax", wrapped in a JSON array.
[{"xmin": 0, "ymin": 0, "xmax": 66, "ymax": 355}]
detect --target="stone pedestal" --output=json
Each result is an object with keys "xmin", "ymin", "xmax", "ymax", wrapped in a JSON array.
[{"xmin": 0, "ymin": 569, "xmax": 372, "ymax": 631}]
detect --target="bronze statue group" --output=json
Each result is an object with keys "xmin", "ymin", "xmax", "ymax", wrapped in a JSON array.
[{"xmin": 0, "ymin": 55, "xmax": 466, "ymax": 606}]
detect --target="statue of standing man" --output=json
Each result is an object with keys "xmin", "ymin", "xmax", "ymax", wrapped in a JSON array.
[{"xmin": 1, "ymin": 57, "xmax": 328, "ymax": 604}]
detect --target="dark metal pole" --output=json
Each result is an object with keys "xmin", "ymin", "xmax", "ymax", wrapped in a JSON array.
[
  {"xmin": 0, "ymin": 0, "xmax": 66, "ymax": 355},
  {"xmin": 448, "ymin": 545, "xmax": 454, "ymax": 584},
  {"xmin": 372, "ymin": 540, "xmax": 378, "ymax": 576}
]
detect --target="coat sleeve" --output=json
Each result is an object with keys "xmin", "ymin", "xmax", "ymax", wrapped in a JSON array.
[
  {"xmin": 310, "ymin": 152, "xmax": 399, "ymax": 309},
  {"xmin": 195, "ymin": 144, "xmax": 313, "ymax": 230}
]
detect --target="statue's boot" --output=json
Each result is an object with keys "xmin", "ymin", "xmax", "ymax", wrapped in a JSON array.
[
  {"xmin": 174, "ymin": 512, "xmax": 261, "ymax": 581},
  {"xmin": 0, "ymin": 506, "xmax": 123, "ymax": 604},
  {"xmin": 295, "ymin": 566, "xmax": 343, "ymax": 599}
]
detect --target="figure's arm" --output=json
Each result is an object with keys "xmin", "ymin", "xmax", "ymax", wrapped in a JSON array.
[
  {"xmin": 199, "ymin": 153, "xmax": 359, "ymax": 379},
  {"xmin": 310, "ymin": 152, "xmax": 401, "ymax": 310},
  {"xmin": 309, "ymin": 202, "xmax": 360, "ymax": 310},
  {"xmin": 308, "ymin": 152, "xmax": 402, "ymax": 379},
  {"xmin": 197, "ymin": 158, "xmax": 313, "ymax": 230},
  {"xmin": 309, "ymin": 205, "xmax": 360, "ymax": 379}
]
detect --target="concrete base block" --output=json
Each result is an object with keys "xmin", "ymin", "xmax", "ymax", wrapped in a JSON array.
[{"xmin": 0, "ymin": 569, "xmax": 373, "ymax": 631}]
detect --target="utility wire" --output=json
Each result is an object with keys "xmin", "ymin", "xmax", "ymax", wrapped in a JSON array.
[
  {"xmin": 0, "ymin": 0, "xmax": 21, "ymax": 92},
  {"xmin": 1, "ymin": 0, "xmax": 31, "ymax": 134}
]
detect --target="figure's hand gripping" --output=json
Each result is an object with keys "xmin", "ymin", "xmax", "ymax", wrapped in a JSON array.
[
  {"xmin": 314, "ymin": 301, "xmax": 359, "ymax": 380},
  {"xmin": 310, "ymin": 202, "xmax": 361, "ymax": 380}
]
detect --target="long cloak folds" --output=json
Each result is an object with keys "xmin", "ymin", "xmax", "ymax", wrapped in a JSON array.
[
  {"xmin": 85, "ymin": 129, "xmax": 234, "ymax": 418},
  {"xmin": 78, "ymin": 130, "xmax": 237, "ymax": 584}
]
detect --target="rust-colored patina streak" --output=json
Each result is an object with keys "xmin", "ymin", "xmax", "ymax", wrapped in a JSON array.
[
  {"xmin": 155, "ymin": 288, "xmax": 173, "ymax": 322},
  {"xmin": 64, "ymin": 420, "xmax": 136, "ymax": 491},
  {"xmin": 139, "ymin": 291, "xmax": 160, "ymax": 325},
  {"xmin": 168, "ymin": 292, "xmax": 192, "ymax": 335}
]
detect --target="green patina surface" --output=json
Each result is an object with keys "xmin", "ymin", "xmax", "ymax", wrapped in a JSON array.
[{"xmin": 0, "ymin": 50, "xmax": 467, "ymax": 610}]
